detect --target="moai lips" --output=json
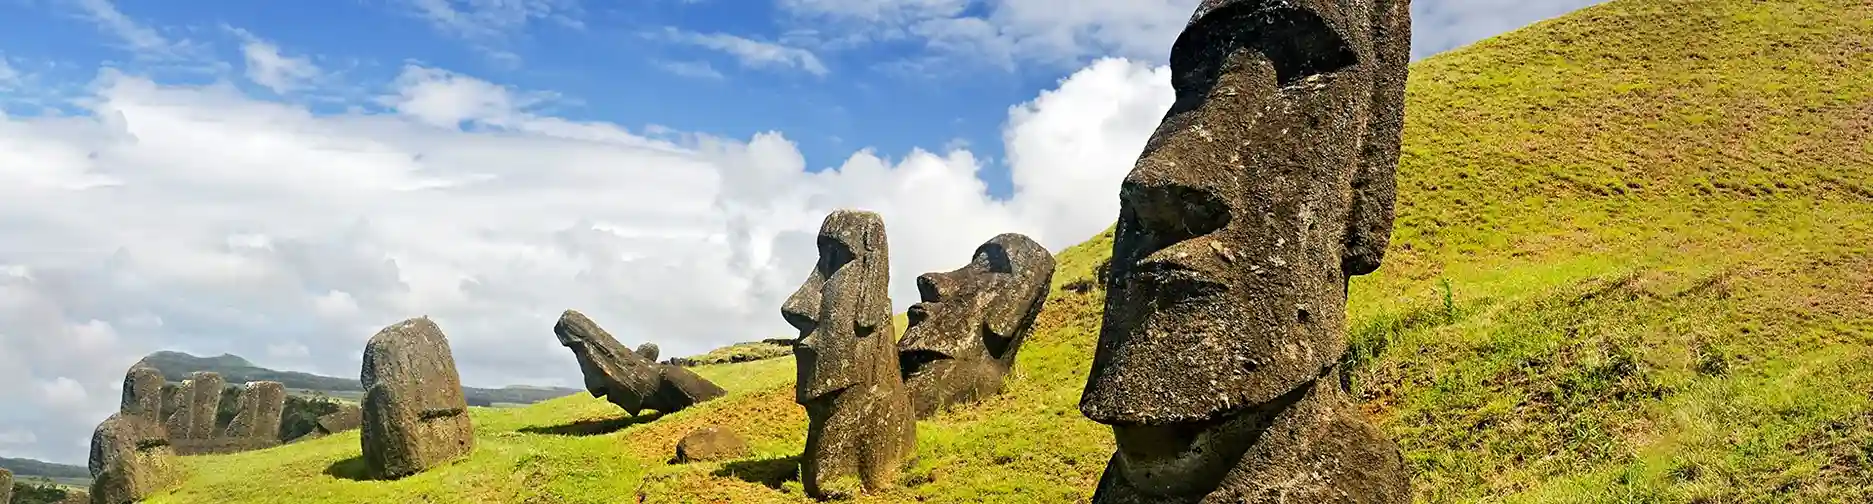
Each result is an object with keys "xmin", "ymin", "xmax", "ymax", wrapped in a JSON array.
[
  {"xmin": 1077, "ymin": 0, "xmax": 1414, "ymax": 502},
  {"xmin": 898, "ymin": 233, "xmax": 1055, "ymax": 419},
  {"xmin": 360, "ymin": 317, "xmax": 475, "ymax": 480},
  {"xmin": 553, "ymin": 310, "xmax": 725, "ymax": 416},
  {"xmin": 781, "ymin": 210, "xmax": 915, "ymax": 500}
]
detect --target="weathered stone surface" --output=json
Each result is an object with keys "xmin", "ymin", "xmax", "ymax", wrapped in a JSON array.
[
  {"xmin": 360, "ymin": 317, "xmax": 474, "ymax": 480},
  {"xmin": 120, "ymin": 366, "xmax": 165, "ymax": 422},
  {"xmin": 635, "ymin": 343, "xmax": 660, "ymax": 362},
  {"xmin": 899, "ymin": 233, "xmax": 1055, "ymax": 419},
  {"xmin": 554, "ymin": 310, "xmax": 725, "ymax": 415},
  {"xmin": 1077, "ymin": 0, "xmax": 1413, "ymax": 502},
  {"xmin": 317, "ymin": 403, "xmax": 364, "ymax": 435},
  {"xmin": 89, "ymin": 413, "xmax": 182, "ymax": 504},
  {"xmin": 221, "ymin": 381, "xmax": 286, "ymax": 440},
  {"xmin": 672, "ymin": 425, "xmax": 751, "ymax": 463},
  {"xmin": 780, "ymin": 210, "xmax": 915, "ymax": 499},
  {"xmin": 162, "ymin": 372, "xmax": 223, "ymax": 441},
  {"xmin": 1, "ymin": 467, "xmax": 12, "ymax": 504}
]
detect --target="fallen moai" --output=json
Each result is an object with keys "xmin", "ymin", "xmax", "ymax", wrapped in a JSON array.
[
  {"xmin": 781, "ymin": 209, "xmax": 915, "ymax": 499},
  {"xmin": 1076, "ymin": 0, "xmax": 1414, "ymax": 502},
  {"xmin": 360, "ymin": 317, "xmax": 475, "ymax": 480},
  {"xmin": 554, "ymin": 310, "xmax": 725, "ymax": 416},
  {"xmin": 899, "ymin": 233, "xmax": 1055, "ymax": 419}
]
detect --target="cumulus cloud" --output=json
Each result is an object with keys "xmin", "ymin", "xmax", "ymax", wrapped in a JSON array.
[
  {"xmin": 0, "ymin": 56, "xmax": 1171, "ymax": 464},
  {"xmin": 660, "ymin": 29, "xmax": 831, "ymax": 77}
]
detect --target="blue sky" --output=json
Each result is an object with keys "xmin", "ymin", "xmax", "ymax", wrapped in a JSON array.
[{"xmin": 0, "ymin": 0, "xmax": 1607, "ymax": 465}]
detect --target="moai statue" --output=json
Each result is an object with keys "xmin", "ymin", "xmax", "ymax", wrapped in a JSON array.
[
  {"xmin": 554, "ymin": 310, "xmax": 726, "ymax": 415},
  {"xmin": 360, "ymin": 317, "xmax": 475, "ymax": 480},
  {"xmin": 898, "ymin": 233, "xmax": 1055, "ymax": 419},
  {"xmin": 781, "ymin": 210, "xmax": 916, "ymax": 499},
  {"xmin": 221, "ymin": 381, "xmax": 287, "ymax": 440},
  {"xmin": 1076, "ymin": 0, "xmax": 1414, "ymax": 502},
  {"xmin": 162, "ymin": 372, "xmax": 224, "ymax": 441},
  {"xmin": 121, "ymin": 365, "xmax": 165, "ymax": 422},
  {"xmin": 91, "ymin": 370, "xmax": 185, "ymax": 504}
]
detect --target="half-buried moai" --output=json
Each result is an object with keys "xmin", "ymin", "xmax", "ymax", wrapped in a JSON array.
[
  {"xmin": 90, "ymin": 368, "xmax": 184, "ymax": 504},
  {"xmin": 1076, "ymin": 0, "xmax": 1413, "ymax": 502},
  {"xmin": 554, "ymin": 310, "xmax": 726, "ymax": 415},
  {"xmin": 221, "ymin": 381, "xmax": 286, "ymax": 440},
  {"xmin": 897, "ymin": 233, "xmax": 1055, "ymax": 419},
  {"xmin": 360, "ymin": 317, "xmax": 475, "ymax": 480},
  {"xmin": 781, "ymin": 210, "xmax": 916, "ymax": 499},
  {"xmin": 162, "ymin": 372, "xmax": 224, "ymax": 440}
]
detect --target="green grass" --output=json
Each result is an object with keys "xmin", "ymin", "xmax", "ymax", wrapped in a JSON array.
[{"xmin": 150, "ymin": 0, "xmax": 1873, "ymax": 501}]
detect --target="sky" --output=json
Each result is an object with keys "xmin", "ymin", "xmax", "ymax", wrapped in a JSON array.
[{"xmin": 0, "ymin": 0, "xmax": 1607, "ymax": 465}]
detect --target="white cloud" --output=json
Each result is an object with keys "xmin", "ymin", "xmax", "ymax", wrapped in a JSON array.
[
  {"xmin": 0, "ymin": 56, "xmax": 18, "ymax": 88},
  {"xmin": 0, "ymin": 57, "xmax": 1171, "ymax": 465},
  {"xmin": 229, "ymin": 29, "xmax": 322, "ymax": 94},
  {"xmin": 0, "ymin": 428, "xmax": 36, "ymax": 445},
  {"xmin": 67, "ymin": 0, "xmax": 203, "ymax": 59},
  {"xmin": 662, "ymin": 29, "xmax": 830, "ymax": 77},
  {"xmin": 401, "ymin": 0, "xmax": 583, "ymax": 40},
  {"xmin": 657, "ymin": 60, "xmax": 727, "ymax": 81},
  {"xmin": 783, "ymin": 0, "xmax": 1611, "ymax": 70}
]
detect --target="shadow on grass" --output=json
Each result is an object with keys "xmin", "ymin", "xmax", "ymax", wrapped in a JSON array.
[
  {"xmin": 713, "ymin": 455, "xmax": 800, "ymax": 490},
  {"xmin": 517, "ymin": 412, "xmax": 665, "ymax": 436},
  {"xmin": 324, "ymin": 456, "xmax": 370, "ymax": 481}
]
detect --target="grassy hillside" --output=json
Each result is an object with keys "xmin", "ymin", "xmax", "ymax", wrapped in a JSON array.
[
  {"xmin": 138, "ymin": 351, "xmax": 581, "ymax": 407},
  {"xmin": 146, "ymin": 0, "xmax": 1872, "ymax": 502}
]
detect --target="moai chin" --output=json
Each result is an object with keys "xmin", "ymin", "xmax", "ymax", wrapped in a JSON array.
[
  {"xmin": 898, "ymin": 233, "xmax": 1056, "ymax": 419},
  {"xmin": 1076, "ymin": 0, "xmax": 1413, "ymax": 502},
  {"xmin": 360, "ymin": 317, "xmax": 475, "ymax": 480},
  {"xmin": 553, "ymin": 310, "xmax": 725, "ymax": 416},
  {"xmin": 780, "ymin": 210, "xmax": 915, "ymax": 499}
]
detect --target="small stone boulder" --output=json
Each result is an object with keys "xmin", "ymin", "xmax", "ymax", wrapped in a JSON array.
[
  {"xmin": 635, "ymin": 343, "xmax": 660, "ymax": 362},
  {"xmin": 672, "ymin": 425, "xmax": 751, "ymax": 463},
  {"xmin": 360, "ymin": 317, "xmax": 475, "ymax": 480},
  {"xmin": 89, "ymin": 412, "xmax": 182, "ymax": 504}
]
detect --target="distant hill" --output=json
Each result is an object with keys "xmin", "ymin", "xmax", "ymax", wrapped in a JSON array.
[
  {"xmin": 0, "ymin": 457, "xmax": 88, "ymax": 480},
  {"xmin": 137, "ymin": 351, "xmax": 580, "ymax": 407}
]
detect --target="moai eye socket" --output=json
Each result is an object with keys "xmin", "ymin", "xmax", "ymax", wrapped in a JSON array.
[
  {"xmin": 1121, "ymin": 182, "xmax": 1234, "ymax": 264},
  {"xmin": 818, "ymin": 236, "xmax": 856, "ymax": 276}
]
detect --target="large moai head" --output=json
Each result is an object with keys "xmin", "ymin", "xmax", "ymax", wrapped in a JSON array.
[
  {"xmin": 898, "ymin": 233, "xmax": 1056, "ymax": 418},
  {"xmin": 360, "ymin": 317, "xmax": 474, "ymax": 480},
  {"xmin": 781, "ymin": 210, "xmax": 897, "ymax": 404},
  {"xmin": 1078, "ymin": 0, "xmax": 1412, "ymax": 499},
  {"xmin": 89, "ymin": 412, "xmax": 182, "ymax": 504}
]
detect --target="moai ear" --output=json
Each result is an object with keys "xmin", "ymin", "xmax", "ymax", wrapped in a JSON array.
[{"xmin": 1343, "ymin": 0, "xmax": 1411, "ymax": 277}]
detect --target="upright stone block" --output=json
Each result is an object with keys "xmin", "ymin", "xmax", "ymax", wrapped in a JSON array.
[
  {"xmin": 222, "ymin": 381, "xmax": 286, "ymax": 440},
  {"xmin": 360, "ymin": 317, "xmax": 474, "ymax": 480},
  {"xmin": 88, "ymin": 413, "xmax": 182, "ymax": 504}
]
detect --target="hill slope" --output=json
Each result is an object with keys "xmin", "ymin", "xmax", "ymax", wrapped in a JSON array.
[
  {"xmin": 147, "ymin": 0, "xmax": 1873, "ymax": 502},
  {"xmin": 137, "ymin": 351, "xmax": 581, "ymax": 407}
]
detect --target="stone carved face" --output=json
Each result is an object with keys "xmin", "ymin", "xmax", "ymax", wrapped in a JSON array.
[
  {"xmin": 898, "ymin": 234, "xmax": 1054, "ymax": 388},
  {"xmin": 781, "ymin": 210, "xmax": 893, "ymax": 403},
  {"xmin": 554, "ymin": 310, "xmax": 662, "ymax": 414},
  {"xmin": 1078, "ymin": 0, "xmax": 1410, "ymax": 496}
]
